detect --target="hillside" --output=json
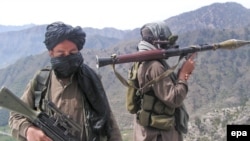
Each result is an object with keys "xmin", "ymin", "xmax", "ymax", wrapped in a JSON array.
[
  {"xmin": 166, "ymin": 2, "xmax": 250, "ymax": 34},
  {"xmin": 0, "ymin": 26, "xmax": 134, "ymax": 69},
  {"xmin": 0, "ymin": 2, "xmax": 250, "ymax": 141},
  {"xmin": 184, "ymin": 100, "xmax": 250, "ymax": 141}
]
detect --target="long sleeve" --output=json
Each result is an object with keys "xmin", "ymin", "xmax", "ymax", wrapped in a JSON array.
[{"xmin": 138, "ymin": 60, "xmax": 188, "ymax": 108}]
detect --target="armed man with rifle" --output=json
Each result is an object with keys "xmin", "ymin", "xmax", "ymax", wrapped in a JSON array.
[{"xmin": 7, "ymin": 22, "xmax": 122, "ymax": 141}]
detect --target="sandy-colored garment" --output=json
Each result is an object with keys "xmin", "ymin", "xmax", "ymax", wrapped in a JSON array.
[
  {"xmin": 134, "ymin": 60, "xmax": 188, "ymax": 141},
  {"xmin": 9, "ymin": 71, "xmax": 122, "ymax": 141}
]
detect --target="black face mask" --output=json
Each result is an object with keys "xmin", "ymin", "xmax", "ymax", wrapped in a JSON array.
[{"xmin": 50, "ymin": 52, "xmax": 83, "ymax": 78}]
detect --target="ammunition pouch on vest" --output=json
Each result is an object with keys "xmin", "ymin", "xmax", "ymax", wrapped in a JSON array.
[
  {"xmin": 124, "ymin": 60, "xmax": 188, "ymax": 131},
  {"xmin": 137, "ymin": 90, "xmax": 175, "ymax": 130},
  {"xmin": 175, "ymin": 103, "xmax": 189, "ymax": 134}
]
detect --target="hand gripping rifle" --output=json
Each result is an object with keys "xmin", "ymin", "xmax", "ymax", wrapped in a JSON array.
[
  {"xmin": 96, "ymin": 39, "xmax": 250, "ymax": 68},
  {"xmin": 0, "ymin": 87, "xmax": 81, "ymax": 141}
]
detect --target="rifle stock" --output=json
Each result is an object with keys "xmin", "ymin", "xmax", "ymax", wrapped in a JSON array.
[
  {"xmin": 0, "ymin": 87, "xmax": 39, "ymax": 120},
  {"xmin": 96, "ymin": 39, "xmax": 250, "ymax": 68},
  {"xmin": 0, "ymin": 86, "xmax": 80, "ymax": 141}
]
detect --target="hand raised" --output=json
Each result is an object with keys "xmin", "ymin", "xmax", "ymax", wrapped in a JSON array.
[{"xmin": 178, "ymin": 53, "xmax": 196, "ymax": 80}]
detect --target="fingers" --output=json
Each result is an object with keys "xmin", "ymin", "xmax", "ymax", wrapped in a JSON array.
[
  {"xmin": 188, "ymin": 52, "xmax": 197, "ymax": 61},
  {"xmin": 185, "ymin": 73, "xmax": 188, "ymax": 80},
  {"xmin": 185, "ymin": 73, "xmax": 191, "ymax": 80},
  {"xmin": 26, "ymin": 126, "xmax": 53, "ymax": 141},
  {"xmin": 181, "ymin": 64, "xmax": 194, "ymax": 80},
  {"xmin": 178, "ymin": 56, "xmax": 196, "ymax": 81}
]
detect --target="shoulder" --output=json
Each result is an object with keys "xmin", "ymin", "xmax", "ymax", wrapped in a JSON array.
[
  {"xmin": 33, "ymin": 67, "xmax": 51, "ymax": 83},
  {"xmin": 79, "ymin": 64, "xmax": 101, "ymax": 81},
  {"xmin": 81, "ymin": 64, "xmax": 96, "ymax": 75},
  {"xmin": 30, "ymin": 66, "xmax": 52, "ymax": 91},
  {"xmin": 141, "ymin": 60, "xmax": 165, "ymax": 72},
  {"xmin": 139, "ymin": 60, "xmax": 165, "ymax": 79}
]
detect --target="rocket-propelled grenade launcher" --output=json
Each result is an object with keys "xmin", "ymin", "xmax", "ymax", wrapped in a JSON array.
[{"xmin": 96, "ymin": 39, "xmax": 250, "ymax": 68}]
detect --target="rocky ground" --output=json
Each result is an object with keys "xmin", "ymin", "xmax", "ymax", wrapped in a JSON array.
[{"xmin": 184, "ymin": 100, "xmax": 250, "ymax": 141}]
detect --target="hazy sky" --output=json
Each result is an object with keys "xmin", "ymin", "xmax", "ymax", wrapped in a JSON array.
[{"xmin": 1, "ymin": 0, "xmax": 250, "ymax": 30}]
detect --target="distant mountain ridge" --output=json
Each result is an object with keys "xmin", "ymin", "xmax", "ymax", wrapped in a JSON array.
[
  {"xmin": 0, "ymin": 25, "xmax": 135, "ymax": 68},
  {"xmin": 166, "ymin": 2, "xmax": 250, "ymax": 34},
  {"xmin": 0, "ymin": 24, "xmax": 36, "ymax": 33},
  {"xmin": 0, "ymin": 2, "xmax": 249, "ymax": 69}
]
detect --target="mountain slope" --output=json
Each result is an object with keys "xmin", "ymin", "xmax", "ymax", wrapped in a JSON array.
[
  {"xmin": 165, "ymin": 2, "xmax": 250, "ymax": 34},
  {"xmin": 1, "ymin": 2, "xmax": 249, "ymax": 69}
]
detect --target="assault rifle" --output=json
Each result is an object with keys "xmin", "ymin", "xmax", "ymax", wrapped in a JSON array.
[
  {"xmin": 0, "ymin": 87, "xmax": 81, "ymax": 141},
  {"xmin": 96, "ymin": 39, "xmax": 250, "ymax": 68}
]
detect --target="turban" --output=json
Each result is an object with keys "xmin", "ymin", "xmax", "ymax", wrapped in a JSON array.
[
  {"xmin": 140, "ymin": 21, "xmax": 172, "ymax": 41},
  {"xmin": 140, "ymin": 21, "xmax": 178, "ymax": 45},
  {"xmin": 44, "ymin": 21, "xmax": 86, "ymax": 50}
]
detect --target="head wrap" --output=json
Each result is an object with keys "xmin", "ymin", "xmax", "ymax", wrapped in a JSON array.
[
  {"xmin": 140, "ymin": 21, "xmax": 172, "ymax": 41},
  {"xmin": 140, "ymin": 21, "xmax": 178, "ymax": 48},
  {"xmin": 44, "ymin": 21, "xmax": 86, "ymax": 50}
]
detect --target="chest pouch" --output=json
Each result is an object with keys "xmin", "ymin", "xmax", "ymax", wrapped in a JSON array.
[{"xmin": 137, "ymin": 91, "xmax": 175, "ymax": 130}]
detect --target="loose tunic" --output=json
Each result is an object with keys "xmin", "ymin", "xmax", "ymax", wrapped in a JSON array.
[
  {"xmin": 134, "ymin": 60, "xmax": 188, "ymax": 141},
  {"xmin": 9, "ymin": 71, "xmax": 122, "ymax": 141}
]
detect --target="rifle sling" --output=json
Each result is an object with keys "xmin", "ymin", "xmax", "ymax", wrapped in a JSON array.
[
  {"xmin": 34, "ymin": 67, "xmax": 52, "ymax": 110},
  {"xmin": 112, "ymin": 55, "xmax": 184, "ymax": 91}
]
